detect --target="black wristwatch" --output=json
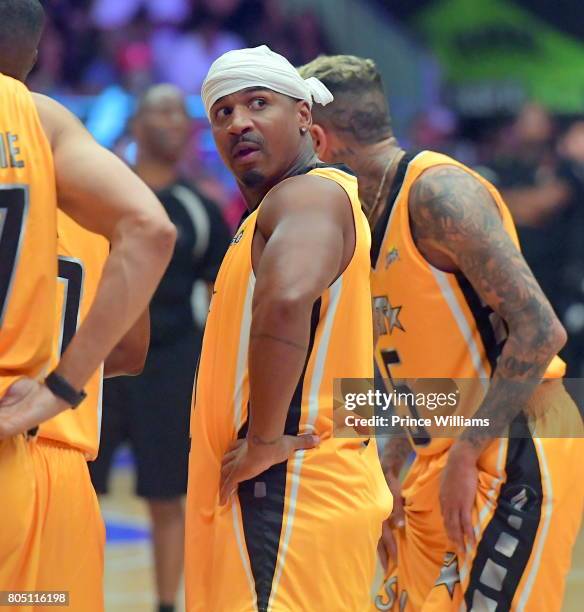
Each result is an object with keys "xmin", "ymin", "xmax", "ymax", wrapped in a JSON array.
[{"xmin": 45, "ymin": 371, "xmax": 87, "ymax": 409}]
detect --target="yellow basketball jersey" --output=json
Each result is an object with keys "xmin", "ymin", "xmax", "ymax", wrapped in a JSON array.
[
  {"xmin": 186, "ymin": 165, "xmax": 392, "ymax": 611},
  {"xmin": 39, "ymin": 210, "xmax": 109, "ymax": 459},
  {"xmin": 371, "ymin": 151, "xmax": 565, "ymax": 455},
  {"xmin": 192, "ymin": 165, "xmax": 374, "ymax": 442},
  {"xmin": 0, "ymin": 73, "xmax": 57, "ymax": 395}
]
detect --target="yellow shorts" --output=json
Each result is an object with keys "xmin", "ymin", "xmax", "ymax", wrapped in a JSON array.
[
  {"xmin": 185, "ymin": 437, "xmax": 392, "ymax": 611},
  {"xmin": 373, "ymin": 381, "xmax": 584, "ymax": 611},
  {"xmin": 0, "ymin": 436, "xmax": 105, "ymax": 612}
]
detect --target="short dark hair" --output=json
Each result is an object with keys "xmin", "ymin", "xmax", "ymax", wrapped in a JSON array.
[
  {"xmin": 0, "ymin": 0, "xmax": 45, "ymax": 79},
  {"xmin": 299, "ymin": 54, "xmax": 392, "ymax": 144}
]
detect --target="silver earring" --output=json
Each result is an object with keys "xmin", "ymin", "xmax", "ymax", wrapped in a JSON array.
[{"xmin": 300, "ymin": 127, "xmax": 307, "ymax": 135}]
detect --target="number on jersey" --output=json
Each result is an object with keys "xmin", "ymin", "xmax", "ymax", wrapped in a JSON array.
[
  {"xmin": 57, "ymin": 257, "xmax": 84, "ymax": 356},
  {"xmin": 0, "ymin": 186, "xmax": 27, "ymax": 327}
]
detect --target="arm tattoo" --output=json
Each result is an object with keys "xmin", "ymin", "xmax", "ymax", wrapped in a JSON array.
[
  {"xmin": 381, "ymin": 432, "xmax": 412, "ymax": 477},
  {"xmin": 410, "ymin": 166, "xmax": 565, "ymax": 448},
  {"xmin": 250, "ymin": 332, "xmax": 307, "ymax": 351}
]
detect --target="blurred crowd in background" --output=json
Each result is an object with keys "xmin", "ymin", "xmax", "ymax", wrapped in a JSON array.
[{"xmin": 34, "ymin": 0, "xmax": 584, "ymax": 375}]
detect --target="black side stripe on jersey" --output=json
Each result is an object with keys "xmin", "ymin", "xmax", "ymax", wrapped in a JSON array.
[
  {"xmin": 237, "ymin": 298, "xmax": 321, "ymax": 612},
  {"xmin": 464, "ymin": 414, "xmax": 543, "ymax": 611},
  {"xmin": 455, "ymin": 273, "xmax": 502, "ymax": 374},
  {"xmin": 371, "ymin": 152, "xmax": 416, "ymax": 269}
]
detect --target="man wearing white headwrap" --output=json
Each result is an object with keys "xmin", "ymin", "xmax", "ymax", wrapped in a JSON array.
[
  {"xmin": 185, "ymin": 46, "xmax": 392, "ymax": 612},
  {"xmin": 201, "ymin": 45, "xmax": 334, "ymax": 120}
]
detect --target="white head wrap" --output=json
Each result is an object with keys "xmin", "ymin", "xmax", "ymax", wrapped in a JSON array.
[{"xmin": 201, "ymin": 45, "xmax": 333, "ymax": 120}]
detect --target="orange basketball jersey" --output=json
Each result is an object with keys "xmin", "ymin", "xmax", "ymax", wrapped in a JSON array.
[
  {"xmin": 371, "ymin": 151, "xmax": 565, "ymax": 455},
  {"xmin": 39, "ymin": 210, "xmax": 109, "ymax": 459},
  {"xmin": 186, "ymin": 165, "xmax": 391, "ymax": 611},
  {"xmin": 0, "ymin": 73, "xmax": 57, "ymax": 395}
]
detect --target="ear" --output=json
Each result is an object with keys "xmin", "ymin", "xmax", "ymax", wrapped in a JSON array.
[
  {"xmin": 309, "ymin": 124, "xmax": 328, "ymax": 158},
  {"xmin": 297, "ymin": 100, "xmax": 312, "ymax": 133}
]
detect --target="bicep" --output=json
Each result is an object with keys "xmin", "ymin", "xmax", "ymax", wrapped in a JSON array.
[
  {"xmin": 254, "ymin": 209, "xmax": 344, "ymax": 301},
  {"xmin": 35, "ymin": 95, "xmax": 165, "ymax": 239},
  {"xmin": 410, "ymin": 167, "xmax": 550, "ymax": 323},
  {"xmin": 56, "ymin": 139, "xmax": 164, "ymax": 239}
]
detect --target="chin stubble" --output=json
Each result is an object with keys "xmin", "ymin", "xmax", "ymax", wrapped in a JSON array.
[{"xmin": 242, "ymin": 169, "xmax": 265, "ymax": 187}]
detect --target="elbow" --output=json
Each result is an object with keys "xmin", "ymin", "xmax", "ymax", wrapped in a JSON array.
[
  {"xmin": 104, "ymin": 344, "xmax": 148, "ymax": 378},
  {"xmin": 509, "ymin": 308, "xmax": 567, "ymax": 362},
  {"xmin": 104, "ymin": 356, "xmax": 145, "ymax": 378},
  {"xmin": 547, "ymin": 318, "xmax": 567, "ymax": 355},
  {"xmin": 132, "ymin": 209, "xmax": 177, "ymax": 261},
  {"xmin": 121, "ymin": 350, "xmax": 147, "ymax": 376},
  {"xmin": 122, "ymin": 337, "xmax": 149, "ymax": 376},
  {"xmin": 150, "ymin": 216, "xmax": 177, "ymax": 259},
  {"xmin": 530, "ymin": 313, "xmax": 567, "ymax": 358}
]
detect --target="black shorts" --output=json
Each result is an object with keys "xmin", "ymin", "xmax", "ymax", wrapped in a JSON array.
[{"xmin": 89, "ymin": 330, "xmax": 200, "ymax": 499}]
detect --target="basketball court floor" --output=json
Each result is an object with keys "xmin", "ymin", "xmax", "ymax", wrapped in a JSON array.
[{"xmin": 101, "ymin": 446, "xmax": 584, "ymax": 612}]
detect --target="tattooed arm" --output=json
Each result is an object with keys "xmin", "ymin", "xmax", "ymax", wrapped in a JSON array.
[
  {"xmin": 409, "ymin": 165, "xmax": 566, "ymax": 548},
  {"xmin": 381, "ymin": 433, "xmax": 412, "ymax": 477},
  {"xmin": 378, "ymin": 434, "xmax": 412, "ymax": 567},
  {"xmin": 410, "ymin": 165, "xmax": 566, "ymax": 447}
]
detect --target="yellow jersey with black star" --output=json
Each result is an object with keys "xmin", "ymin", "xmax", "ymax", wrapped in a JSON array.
[{"xmin": 371, "ymin": 151, "xmax": 566, "ymax": 455}]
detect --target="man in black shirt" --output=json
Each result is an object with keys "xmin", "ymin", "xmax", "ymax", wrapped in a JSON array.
[{"xmin": 89, "ymin": 84, "xmax": 230, "ymax": 612}]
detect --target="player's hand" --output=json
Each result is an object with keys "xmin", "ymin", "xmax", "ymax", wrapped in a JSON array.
[
  {"xmin": 378, "ymin": 468, "xmax": 405, "ymax": 570},
  {"xmin": 219, "ymin": 434, "xmax": 319, "ymax": 505},
  {"xmin": 439, "ymin": 441, "xmax": 479, "ymax": 553},
  {"xmin": 0, "ymin": 378, "xmax": 68, "ymax": 440}
]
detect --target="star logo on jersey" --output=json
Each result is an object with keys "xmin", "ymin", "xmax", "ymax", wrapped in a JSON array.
[
  {"xmin": 373, "ymin": 296, "xmax": 405, "ymax": 335},
  {"xmin": 385, "ymin": 246, "xmax": 400, "ymax": 269},
  {"xmin": 434, "ymin": 552, "xmax": 460, "ymax": 599}
]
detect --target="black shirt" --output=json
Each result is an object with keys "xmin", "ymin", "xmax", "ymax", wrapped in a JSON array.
[{"xmin": 149, "ymin": 179, "xmax": 231, "ymax": 345}]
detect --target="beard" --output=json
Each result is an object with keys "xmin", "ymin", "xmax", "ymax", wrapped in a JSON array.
[{"xmin": 241, "ymin": 169, "xmax": 265, "ymax": 187}]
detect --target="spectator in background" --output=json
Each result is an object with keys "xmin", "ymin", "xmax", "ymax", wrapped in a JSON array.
[
  {"xmin": 289, "ymin": 9, "xmax": 332, "ymax": 65},
  {"xmin": 409, "ymin": 105, "xmax": 477, "ymax": 166},
  {"xmin": 85, "ymin": 31, "xmax": 156, "ymax": 148},
  {"xmin": 89, "ymin": 85, "xmax": 231, "ymax": 612},
  {"xmin": 485, "ymin": 103, "xmax": 572, "ymax": 313},
  {"xmin": 91, "ymin": 0, "xmax": 190, "ymax": 29},
  {"xmin": 151, "ymin": 7, "xmax": 245, "ymax": 93},
  {"xmin": 556, "ymin": 121, "xmax": 584, "ymax": 376},
  {"xmin": 27, "ymin": 18, "xmax": 65, "ymax": 93}
]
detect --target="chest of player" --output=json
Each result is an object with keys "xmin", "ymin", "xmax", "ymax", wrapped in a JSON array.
[
  {"xmin": 206, "ymin": 211, "xmax": 257, "ymax": 327},
  {"xmin": 371, "ymin": 194, "xmax": 447, "ymax": 344}
]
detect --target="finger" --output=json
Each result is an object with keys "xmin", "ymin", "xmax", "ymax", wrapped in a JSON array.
[
  {"xmin": 221, "ymin": 444, "xmax": 243, "ymax": 466},
  {"xmin": 219, "ymin": 461, "xmax": 238, "ymax": 502},
  {"xmin": 461, "ymin": 506, "xmax": 476, "ymax": 550},
  {"xmin": 219, "ymin": 471, "xmax": 235, "ymax": 506},
  {"xmin": 226, "ymin": 439, "xmax": 245, "ymax": 453},
  {"xmin": 444, "ymin": 507, "xmax": 464, "ymax": 552},
  {"xmin": 0, "ymin": 378, "xmax": 36, "ymax": 408},
  {"xmin": 377, "ymin": 538, "xmax": 388, "ymax": 572},
  {"xmin": 390, "ymin": 496, "xmax": 406, "ymax": 530},
  {"xmin": 290, "ymin": 434, "xmax": 320, "ymax": 452},
  {"xmin": 381, "ymin": 520, "xmax": 398, "ymax": 565}
]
